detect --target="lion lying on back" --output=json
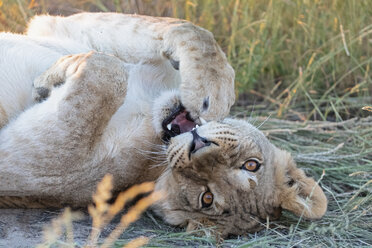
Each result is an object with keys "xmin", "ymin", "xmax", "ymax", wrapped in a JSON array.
[{"xmin": 0, "ymin": 13, "xmax": 327, "ymax": 237}]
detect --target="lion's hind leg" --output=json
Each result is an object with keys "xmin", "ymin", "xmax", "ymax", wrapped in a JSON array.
[
  {"xmin": 32, "ymin": 54, "xmax": 83, "ymax": 102},
  {"xmin": 0, "ymin": 52, "xmax": 128, "ymax": 206},
  {"xmin": 33, "ymin": 51, "xmax": 128, "ymax": 146}
]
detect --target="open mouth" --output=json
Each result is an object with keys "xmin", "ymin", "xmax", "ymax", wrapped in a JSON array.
[{"xmin": 161, "ymin": 105, "xmax": 199, "ymax": 143}]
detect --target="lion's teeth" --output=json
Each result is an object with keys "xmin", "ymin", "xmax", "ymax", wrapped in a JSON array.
[
  {"xmin": 199, "ymin": 117, "xmax": 207, "ymax": 125},
  {"xmin": 167, "ymin": 124, "xmax": 172, "ymax": 130},
  {"xmin": 196, "ymin": 125, "xmax": 200, "ymax": 128},
  {"xmin": 192, "ymin": 127, "xmax": 196, "ymax": 131}
]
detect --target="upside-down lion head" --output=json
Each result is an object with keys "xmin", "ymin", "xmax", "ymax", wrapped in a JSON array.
[{"xmin": 152, "ymin": 95, "xmax": 327, "ymax": 237}]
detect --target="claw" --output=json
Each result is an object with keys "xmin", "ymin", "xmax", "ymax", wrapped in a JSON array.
[{"xmin": 199, "ymin": 117, "xmax": 207, "ymax": 125}]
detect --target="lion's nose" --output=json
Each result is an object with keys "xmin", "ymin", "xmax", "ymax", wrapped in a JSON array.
[{"xmin": 189, "ymin": 130, "xmax": 211, "ymax": 155}]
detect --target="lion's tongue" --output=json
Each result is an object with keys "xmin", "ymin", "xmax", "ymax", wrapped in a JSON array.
[{"xmin": 171, "ymin": 111, "xmax": 196, "ymax": 133}]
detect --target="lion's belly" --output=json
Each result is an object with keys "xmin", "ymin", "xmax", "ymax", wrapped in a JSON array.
[{"xmin": 0, "ymin": 34, "xmax": 62, "ymax": 126}]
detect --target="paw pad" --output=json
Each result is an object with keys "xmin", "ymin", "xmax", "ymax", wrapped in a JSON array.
[{"xmin": 35, "ymin": 87, "xmax": 50, "ymax": 102}]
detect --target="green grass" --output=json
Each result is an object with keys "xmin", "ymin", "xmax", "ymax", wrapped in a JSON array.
[{"xmin": 0, "ymin": 0, "xmax": 371, "ymax": 247}]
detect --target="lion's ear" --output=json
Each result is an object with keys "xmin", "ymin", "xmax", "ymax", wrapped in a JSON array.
[{"xmin": 274, "ymin": 148, "xmax": 327, "ymax": 219}]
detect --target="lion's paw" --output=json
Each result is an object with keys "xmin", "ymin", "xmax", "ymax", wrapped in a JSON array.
[{"xmin": 32, "ymin": 53, "xmax": 89, "ymax": 102}]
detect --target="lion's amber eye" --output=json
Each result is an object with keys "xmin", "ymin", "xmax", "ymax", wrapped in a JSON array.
[
  {"xmin": 241, "ymin": 159, "xmax": 261, "ymax": 172},
  {"xmin": 201, "ymin": 191, "xmax": 213, "ymax": 208}
]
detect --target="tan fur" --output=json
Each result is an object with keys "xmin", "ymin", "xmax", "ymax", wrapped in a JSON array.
[{"xmin": 274, "ymin": 150, "xmax": 327, "ymax": 219}]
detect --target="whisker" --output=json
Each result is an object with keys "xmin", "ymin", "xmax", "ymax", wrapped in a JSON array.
[
  {"xmin": 249, "ymin": 99, "xmax": 257, "ymax": 120},
  {"xmin": 256, "ymin": 114, "xmax": 272, "ymax": 130},
  {"xmin": 150, "ymin": 160, "xmax": 168, "ymax": 169},
  {"xmin": 130, "ymin": 139, "xmax": 169, "ymax": 164},
  {"xmin": 142, "ymin": 140, "xmax": 167, "ymax": 150}
]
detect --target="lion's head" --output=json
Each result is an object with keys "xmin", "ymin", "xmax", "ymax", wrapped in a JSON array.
[{"xmin": 152, "ymin": 92, "xmax": 327, "ymax": 237}]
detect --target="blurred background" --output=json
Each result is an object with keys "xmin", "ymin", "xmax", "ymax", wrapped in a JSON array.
[{"xmin": 1, "ymin": 0, "xmax": 371, "ymax": 121}]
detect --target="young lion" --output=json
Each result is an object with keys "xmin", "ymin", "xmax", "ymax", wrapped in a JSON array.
[{"xmin": 0, "ymin": 13, "xmax": 327, "ymax": 237}]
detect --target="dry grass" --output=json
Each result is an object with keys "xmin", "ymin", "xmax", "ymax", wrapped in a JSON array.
[{"xmin": 36, "ymin": 175, "xmax": 163, "ymax": 248}]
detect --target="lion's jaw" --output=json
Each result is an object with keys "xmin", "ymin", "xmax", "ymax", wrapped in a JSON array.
[{"xmin": 153, "ymin": 118, "xmax": 327, "ymax": 237}]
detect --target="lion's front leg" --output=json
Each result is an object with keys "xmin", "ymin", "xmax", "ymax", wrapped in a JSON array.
[
  {"xmin": 162, "ymin": 23, "xmax": 235, "ymax": 121},
  {"xmin": 27, "ymin": 13, "xmax": 235, "ymax": 121},
  {"xmin": 34, "ymin": 51, "xmax": 128, "ymax": 146}
]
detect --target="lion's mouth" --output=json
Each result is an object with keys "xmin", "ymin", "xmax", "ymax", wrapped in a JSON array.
[{"xmin": 161, "ymin": 105, "xmax": 198, "ymax": 142}]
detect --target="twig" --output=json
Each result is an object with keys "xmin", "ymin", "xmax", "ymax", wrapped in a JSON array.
[{"xmin": 340, "ymin": 24, "xmax": 350, "ymax": 56}]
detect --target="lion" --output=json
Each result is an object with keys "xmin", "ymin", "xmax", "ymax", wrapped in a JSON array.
[{"xmin": 0, "ymin": 13, "xmax": 327, "ymax": 237}]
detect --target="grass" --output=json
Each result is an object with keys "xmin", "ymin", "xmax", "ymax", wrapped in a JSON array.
[{"xmin": 0, "ymin": 0, "xmax": 371, "ymax": 247}]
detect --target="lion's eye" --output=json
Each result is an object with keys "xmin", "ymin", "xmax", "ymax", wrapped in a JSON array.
[
  {"xmin": 241, "ymin": 159, "xmax": 261, "ymax": 172},
  {"xmin": 201, "ymin": 191, "xmax": 213, "ymax": 208}
]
